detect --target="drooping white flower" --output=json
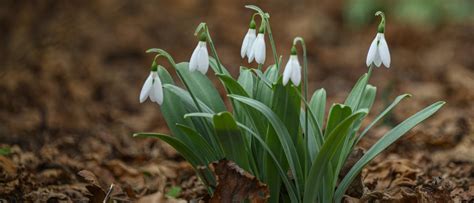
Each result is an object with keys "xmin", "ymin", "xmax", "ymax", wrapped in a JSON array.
[
  {"xmin": 139, "ymin": 71, "xmax": 163, "ymax": 105},
  {"xmin": 240, "ymin": 28, "xmax": 256, "ymax": 59},
  {"xmin": 366, "ymin": 33, "xmax": 390, "ymax": 68},
  {"xmin": 366, "ymin": 11, "xmax": 390, "ymax": 68},
  {"xmin": 248, "ymin": 33, "xmax": 266, "ymax": 64},
  {"xmin": 189, "ymin": 41, "xmax": 209, "ymax": 74},
  {"xmin": 282, "ymin": 55, "xmax": 302, "ymax": 86}
]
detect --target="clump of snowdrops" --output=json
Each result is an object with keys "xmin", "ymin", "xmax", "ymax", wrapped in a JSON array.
[{"xmin": 134, "ymin": 5, "xmax": 444, "ymax": 203}]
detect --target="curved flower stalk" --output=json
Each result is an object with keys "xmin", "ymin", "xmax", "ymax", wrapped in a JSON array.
[
  {"xmin": 366, "ymin": 11, "xmax": 391, "ymax": 68},
  {"xmin": 241, "ymin": 19, "xmax": 257, "ymax": 59},
  {"xmin": 139, "ymin": 61, "xmax": 163, "ymax": 105},
  {"xmin": 282, "ymin": 46, "xmax": 302, "ymax": 86},
  {"xmin": 189, "ymin": 32, "xmax": 210, "ymax": 74}
]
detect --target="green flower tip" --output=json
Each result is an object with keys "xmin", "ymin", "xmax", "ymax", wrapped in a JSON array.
[
  {"xmin": 258, "ymin": 24, "xmax": 265, "ymax": 33},
  {"xmin": 151, "ymin": 60, "xmax": 158, "ymax": 72},
  {"xmin": 375, "ymin": 11, "xmax": 386, "ymax": 33},
  {"xmin": 198, "ymin": 31, "xmax": 207, "ymax": 42},
  {"xmin": 249, "ymin": 19, "xmax": 256, "ymax": 29},
  {"xmin": 290, "ymin": 46, "xmax": 297, "ymax": 55}
]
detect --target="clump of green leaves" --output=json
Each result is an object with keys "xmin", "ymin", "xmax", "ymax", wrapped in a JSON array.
[{"xmin": 134, "ymin": 5, "xmax": 444, "ymax": 203}]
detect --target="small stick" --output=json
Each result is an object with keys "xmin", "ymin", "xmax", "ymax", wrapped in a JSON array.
[{"xmin": 103, "ymin": 183, "xmax": 115, "ymax": 203}]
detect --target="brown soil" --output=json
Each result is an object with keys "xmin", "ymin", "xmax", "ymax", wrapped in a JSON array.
[{"xmin": 0, "ymin": 1, "xmax": 473, "ymax": 202}]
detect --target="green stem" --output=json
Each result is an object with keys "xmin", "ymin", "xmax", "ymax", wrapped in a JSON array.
[
  {"xmin": 293, "ymin": 37, "xmax": 309, "ymax": 174},
  {"xmin": 264, "ymin": 18, "xmax": 279, "ymax": 70},
  {"xmin": 204, "ymin": 25, "xmax": 224, "ymax": 74}
]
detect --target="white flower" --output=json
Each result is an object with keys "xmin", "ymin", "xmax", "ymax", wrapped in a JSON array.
[
  {"xmin": 282, "ymin": 55, "xmax": 302, "ymax": 86},
  {"xmin": 240, "ymin": 28, "xmax": 256, "ymax": 59},
  {"xmin": 189, "ymin": 41, "xmax": 209, "ymax": 74},
  {"xmin": 366, "ymin": 33, "xmax": 390, "ymax": 68},
  {"xmin": 248, "ymin": 33, "xmax": 266, "ymax": 64},
  {"xmin": 139, "ymin": 71, "xmax": 163, "ymax": 105}
]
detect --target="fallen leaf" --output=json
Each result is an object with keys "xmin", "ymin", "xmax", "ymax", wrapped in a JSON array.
[{"xmin": 209, "ymin": 159, "xmax": 269, "ymax": 203}]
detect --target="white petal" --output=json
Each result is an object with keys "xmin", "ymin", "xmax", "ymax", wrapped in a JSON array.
[
  {"xmin": 197, "ymin": 43, "xmax": 209, "ymax": 74},
  {"xmin": 291, "ymin": 56, "xmax": 302, "ymax": 86},
  {"xmin": 241, "ymin": 29, "xmax": 255, "ymax": 58},
  {"xmin": 151, "ymin": 75, "xmax": 164, "ymax": 105},
  {"xmin": 373, "ymin": 50, "xmax": 382, "ymax": 67},
  {"xmin": 247, "ymin": 39, "xmax": 256, "ymax": 63},
  {"xmin": 245, "ymin": 30, "xmax": 256, "ymax": 58},
  {"xmin": 378, "ymin": 34, "xmax": 391, "ymax": 68},
  {"xmin": 366, "ymin": 35, "xmax": 378, "ymax": 67},
  {"xmin": 282, "ymin": 57, "xmax": 293, "ymax": 86},
  {"xmin": 189, "ymin": 43, "xmax": 200, "ymax": 71},
  {"xmin": 254, "ymin": 34, "xmax": 266, "ymax": 64},
  {"xmin": 139, "ymin": 72, "xmax": 153, "ymax": 103}
]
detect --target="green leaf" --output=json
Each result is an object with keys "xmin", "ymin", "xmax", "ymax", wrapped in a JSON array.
[
  {"xmin": 335, "ymin": 101, "xmax": 445, "ymax": 202},
  {"xmin": 309, "ymin": 88, "xmax": 327, "ymax": 126},
  {"xmin": 209, "ymin": 57, "xmax": 231, "ymax": 76},
  {"xmin": 355, "ymin": 94, "xmax": 411, "ymax": 144},
  {"xmin": 176, "ymin": 124, "xmax": 221, "ymax": 163},
  {"xmin": 0, "ymin": 147, "xmax": 11, "ymax": 156},
  {"xmin": 133, "ymin": 133, "xmax": 204, "ymax": 167},
  {"xmin": 344, "ymin": 73, "xmax": 369, "ymax": 110},
  {"xmin": 238, "ymin": 67, "xmax": 256, "ymax": 97},
  {"xmin": 213, "ymin": 112, "xmax": 251, "ymax": 172},
  {"xmin": 134, "ymin": 133, "xmax": 216, "ymax": 188},
  {"xmin": 229, "ymin": 94, "xmax": 303, "ymax": 198},
  {"xmin": 157, "ymin": 67, "xmax": 199, "ymax": 150},
  {"xmin": 303, "ymin": 110, "xmax": 367, "ymax": 203},
  {"xmin": 325, "ymin": 104, "xmax": 352, "ymax": 137},
  {"xmin": 175, "ymin": 62, "xmax": 226, "ymax": 113},
  {"xmin": 166, "ymin": 186, "xmax": 182, "ymax": 198},
  {"xmin": 358, "ymin": 84, "xmax": 377, "ymax": 111}
]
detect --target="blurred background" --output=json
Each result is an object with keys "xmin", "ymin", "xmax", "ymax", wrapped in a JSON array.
[{"xmin": 0, "ymin": 0, "xmax": 473, "ymax": 201}]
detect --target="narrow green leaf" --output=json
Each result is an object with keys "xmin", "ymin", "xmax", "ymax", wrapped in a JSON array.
[
  {"xmin": 185, "ymin": 112, "xmax": 298, "ymax": 202},
  {"xmin": 176, "ymin": 124, "xmax": 221, "ymax": 162},
  {"xmin": 133, "ymin": 133, "xmax": 204, "ymax": 167},
  {"xmin": 358, "ymin": 84, "xmax": 377, "ymax": 111},
  {"xmin": 237, "ymin": 67, "xmax": 256, "ymax": 97},
  {"xmin": 213, "ymin": 112, "xmax": 251, "ymax": 172},
  {"xmin": 335, "ymin": 101, "xmax": 445, "ymax": 202},
  {"xmin": 325, "ymin": 104, "xmax": 352, "ymax": 137},
  {"xmin": 303, "ymin": 110, "xmax": 367, "ymax": 203},
  {"xmin": 133, "ymin": 133, "xmax": 216, "ymax": 188},
  {"xmin": 209, "ymin": 57, "xmax": 231, "ymax": 76},
  {"xmin": 175, "ymin": 62, "xmax": 226, "ymax": 113},
  {"xmin": 309, "ymin": 88, "xmax": 327, "ymax": 126},
  {"xmin": 344, "ymin": 73, "xmax": 369, "ymax": 110},
  {"xmin": 355, "ymin": 94, "xmax": 411, "ymax": 144},
  {"xmin": 229, "ymin": 94, "xmax": 303, "ymax": 198}
]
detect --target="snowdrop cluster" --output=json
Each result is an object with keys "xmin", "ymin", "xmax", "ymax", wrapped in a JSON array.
[
  {"xmin": 135, "ymin": 8, "xmax": 446, "ymax": 203},
  {"xmin": 241, "ymin": 21, "xmax": 266, "ymax": 65},
  {"xmin": 139, "ymin": 9, "xmax": 391, "ymax": 107}
]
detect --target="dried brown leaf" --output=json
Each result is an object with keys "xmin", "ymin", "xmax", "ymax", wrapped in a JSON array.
[{"xmin": 209, "ymin": 159, "xmax": 269, "ymax": 203}]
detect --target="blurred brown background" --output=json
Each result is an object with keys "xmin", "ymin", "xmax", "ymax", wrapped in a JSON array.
[{"xmin": 0, "ymin": 0, "xmax": 473, "ymax": 201}]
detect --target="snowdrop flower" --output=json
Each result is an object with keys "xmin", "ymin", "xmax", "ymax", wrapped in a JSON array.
[
  {"xmin": 248, "ymin": 26, "xmax": 266, "ymax": 64},
  {"xmin": 283, "ymin": 46, "xmax": 302, "ymax": 86},
  {"xmin": 366, "ymin": 11, "xmax": 390, "ymax": 68},
  {"xmin": 189, "ymin": 33, "xmax": 209, "ymax": 74},
  {"xmin": 139, "ymin": 63, "xmax": 163, "ymax": 105},
  {"xmin": 240, "ymin": 20, "xmax": 257, "ymax": 59}
]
